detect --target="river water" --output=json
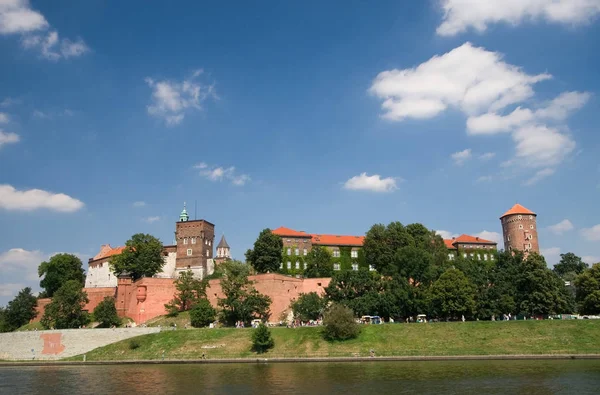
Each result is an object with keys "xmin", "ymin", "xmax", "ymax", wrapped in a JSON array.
[{"xmin": 1, "ymin": 360, "xmax": 599, "ymax": 394}]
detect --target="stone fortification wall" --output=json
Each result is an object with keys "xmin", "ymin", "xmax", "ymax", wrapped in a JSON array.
[{"xmin": 0, "ymin": 328, "xmax": 160, "ymax": 361}]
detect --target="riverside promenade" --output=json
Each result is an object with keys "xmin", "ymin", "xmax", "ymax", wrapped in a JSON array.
[{"xmin": 0, "ymin": 328, "xmax": 160, "ymax": 361}]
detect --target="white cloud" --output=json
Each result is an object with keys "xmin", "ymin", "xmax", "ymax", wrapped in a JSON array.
[
  {"xmin": 524, "ymin": 168, "xmax": 556, "ymax": 186},
  {"xmin": 370, "ymin": 42, "xmax": 550, "ymax": 121},
  {"xmin": 547, "ymin": 219, "xmax": 574, "ymax": 235},
  {"xmin": 0, "ymin": 0, "xmax": 48, "ymax": 34},
  {"xmin": 581, "ymin": 224, "xmax": 600, "ymax": 241},
  {"xmin": 451, "ymin": 148, "xmax": 472, "ymax": 165},
  {"xmin": 133, "ymin": 201, "xmax": 146, "ymax": 207},
  {"xmin": 146, "ymin": 70, "xmax": 216, "ymax": 126},
  {"xmin": 476, "ymin": 175, "xmax": 493, "ymax": 182},
  {"xmin": 513, "ymin": 125, "xmax": 575, "ymax": 168},
  {"xmin": 22, "ymin": 30, "xmax": 89, "ymax": 60},
  {"xmin": 541, "ymin": 246, "xmax": 562, "ymax": 266},
  {"xmin": 344, "ymin": 172, "xmax": 398, "ymax": 193},
  {"xmin": 479, "ymin": 152, "xmax": 496, "ymax": 160},
  {"xmin": 436, "ymin": 230, "xmax": 458, "ymax": 239},
  {"xmin": 0, "ymin": 112, "xmax": 9, "ymax": 123},
  {"xmin": 436, "ymin": 0, "xmax": 600, "ymax": 37},
  {"xmin": 195, "ymin": 162, "xmax": 250, "ymax": 186},
  {"xmin": 0, "ymin": 130, "xmax": 19, "ymax": 149},
  {"xmin": 583, "ymin": 256, "xmax": 600, "ymax": 265},
  {"xmin": 144, "ymin": 216, "xmax": 160, "ymax": 223},
  {"xmin": 0, "ymin": 283, "xmax": 26, "ymax": 297},
  {"xmin": 0, "ymin": 184, "xmax": 84, "ymax": 212},
  {"xmin": 475, "ymin": 230, "xmax": 502, "ymax": 244},
  {"xmin": 0, "ymin": 97, "xmax": 20, "ymax": 107}
]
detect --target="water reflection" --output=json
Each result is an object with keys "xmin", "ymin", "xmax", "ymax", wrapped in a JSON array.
[{"xmin": 1, "ymin": 360, "xmax": 599, "ymax": 394}]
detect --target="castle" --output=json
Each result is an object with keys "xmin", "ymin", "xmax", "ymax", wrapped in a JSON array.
[
  {"xmin": 35, "ymin": 202, "xmax": 539, "ymax": 325},
  {"xmin": 85, "ymin": 203, "xmax": 230, "ymax": 288}
]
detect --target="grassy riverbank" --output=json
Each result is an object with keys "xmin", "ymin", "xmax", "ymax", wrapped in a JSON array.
[{"xmin": 65, "ymin": 320, "xmax": 600, "ymax": 361}]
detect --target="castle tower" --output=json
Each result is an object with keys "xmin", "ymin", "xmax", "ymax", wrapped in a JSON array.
[
  {"xmin": 174, "ymin": 203, "xmax": 215, "ymax": 279},
  {"xmin": 215, "ymin": 234, "xmax": 231, "ymax": 265},
  {"xmin": 500, "ymin": 203, "xmax": 539, "ymax": 256}
]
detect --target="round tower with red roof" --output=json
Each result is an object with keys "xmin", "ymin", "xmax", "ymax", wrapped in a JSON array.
[{"xmin": 500, "ymin": 203, "xmax": 539, "ymax": 255}]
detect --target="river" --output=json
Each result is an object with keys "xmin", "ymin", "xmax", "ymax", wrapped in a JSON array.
[{"xmin": 1, "ymin": 360, "xmax": 599, "ymax": 394}]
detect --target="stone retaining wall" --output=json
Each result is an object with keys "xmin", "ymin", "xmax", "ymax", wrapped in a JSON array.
[{"xmin": 0, "ymin": 328, "xmax": 160, "ymax": 361}]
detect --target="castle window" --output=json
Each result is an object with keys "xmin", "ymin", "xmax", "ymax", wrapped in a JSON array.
[
  {"xmin": 463, "ymin": 253, "xmax": 467, "ymax": 258},
  {"xmin": 191, "ymin": 237, "xmax": 196, "ymax": 244},
  {"xmin": 490, "ymin": 255, "xmax": 494, "ymax": 260},
  {"xmin": 304, "ymin": 262, "xmax": 307, "ymax": 269},
  {"xmin": 294, "ymin": 261, "xmax": 299, "ymax": 269},
  {"xmin": 295, "ymin": 248, "xmax": 299, "ymax": 256},
  {"xmin": 303, "ymin": 249, "xmax": 307, "ymax": 256},
  {"xmin": 187, "ymin": 249, "xmax": 192, "ymax": 256},
  {"xmin": 529, "ymin": 215, "xmax": 533, "ymax": 220},
  {"xmin": 206, "ymin": 250, "xmax": 210, "ymax": 257},
  {"xmin": 333, "ymin": 250, "xmax": 340, "ymax": 258},
  {"xmin": 530, "ymin": 225, "xmax": 534, "ymax": 229},
  {"xmin": 518, "ymin": 215, "xmax": 522, "ymax": 219},
  {"xmin": 287, "ymin": 248, "xmax": 291, "ymax": 256},
  {"xmin": 448, "ymin": 254, "xmax": 454, "ymax": 261},
  {"xmin": 352, "ymin": 263, "xmax": 359, "ymax": 271},
  {"xmin": 519, "ymin": 224, "xmax": 523, "ymax": 229},
  {"xmin": 369, "ymin": 265, "xmax": 375, "ymax": 271},
  {"xmin": 477, "ymin": 254, "xmax": 481, "ymax": 260},
  {"xmin": 484, "ymin": 254, "xmax": 488, "ymax": 261},
  {"xmin": 280, "ymin": 262, "xmax": 283, "ymax": 269},
  {"xmin": 287, "ymin": 261, "xmax": 291, "ymax": 269},
  {"xmin": 351, "ymin": 250, "xmax": 358, "ymax": 258},
  {"xmin": 470, "ymin": 253, "xmax": 474, "ymax": 259},
  {"xmin": 333, "ymin": 263, "xmax": 341, "ymax": 271},
  {"xmin": 209, "ymin": 240, "xmax": 211, "ymax": 246},
  {"xmin": 184, "ymin": 238, "xmax": 188, "ymax": 245},
  {"xmin": 528, "ymin": 243, "xmax": 532, "ymax": 249},
  {"xmin": 507, "ymin": 235, "xmax": 511, "ymax": 241}
]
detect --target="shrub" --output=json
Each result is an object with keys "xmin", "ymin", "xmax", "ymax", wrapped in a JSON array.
[
  {"xmin": 93, "ymin": 297, "xmax": 121, "ymax": 328},
  {"xmin": 291, "ymin": 292, "xmax": 326, "ymax": 322},
  {"xmin": 322, "ymin": 303, "xmax": 360, "ymax": 341},
  {"xmin": 129, "ymin": 339, "xmax": 140, "ymax": 350},
  {"xmin": 251, "ymin": 323, "xmax": 274, "ymax": 353},
  {"xmin": 190, "ymin": 299, "xmax": 216, "ymax": 328}
]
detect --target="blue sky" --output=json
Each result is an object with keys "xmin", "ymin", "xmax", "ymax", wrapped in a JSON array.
[{"xmin": 1, "ymin": 0, "xmax": 600, "ymax": 305}]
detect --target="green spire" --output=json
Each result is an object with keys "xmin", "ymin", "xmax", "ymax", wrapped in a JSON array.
[{"xmin": 179, "ymin": 202, "xmax": 189, "ymax": 222}]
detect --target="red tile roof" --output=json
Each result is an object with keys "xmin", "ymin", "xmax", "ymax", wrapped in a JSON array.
[
  {"xmin": 452, "ymin": 234, "xmax": 496, "ymax": 245},
  {"xmin": 443, "ymin": 239, "xmax": 457, "ymax": 249},
  {"xmin": 311, "ymin": 234, "xmax": 365, "ymax": 247},
  {"xmin": 500, "ymin": 203, "xmax": 536, "ymax": 218},
  {"xmin": 271, "ymin": 227, "xmax": 311, "ymax": 237},
  {"xmin": 92, "ymin": 245, "xmax": 127, "ymax": 261}
]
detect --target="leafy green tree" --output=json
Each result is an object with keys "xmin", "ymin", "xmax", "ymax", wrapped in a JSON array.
[
  {"xmin": 190, "ymin": 299, "xmax": 217, "ymax": 328},
  {"xmin": 515, "ymin": 253, "xmax": 572, "ymax": 316},
  {"xmin": 217, "ymin": 260, "xmax": 272, "ymax": 326},
  {"xmin": 429, "ymin": 268, "xmax": 476, "ymax": 320},
  {"xmin": 93, "ymin": 296, "xmax": 120, "ymax": 328},
  {"xmin": 575, "ymin": 263, "xmax": 600, "ymax": 314},
  {"xmin": 291, "ymin": 292, "xmax": 327, "ymax": 321},
  {"xmin": 246, "ymin": 229, "xmax": 283, "ymax": 273},
  {"xmin": 0, "ymin": 307, "xmax": 7, "ymax": 333},
  {"xmin": 3, "ymin": 287, "xmax": 38, "ymax": 331},
  {"xmin": 110, "ymin": 233, "xmax": 165, "ymax": 280},
  {"xmin": 322, "ymin": 303, "xmax": 360, "ymax": 341},
  {"xmin": 251, "ymin": 323, "xmax": 274, "ymax": 353},
  {"xmin": 304, "ymin": 246, "xmax": 333, "ymax": 278},
  {"xmin": 38, "ymin": 254, "xmax": 85, "ymax": 298},
  {"xmin": 165, "ymin": 270, "xmax": 207, "ymax": 313},
  {"xmin": 554, "ymin": 252, "xmax": 588, "ymax": 280},
  {"xmin": 41, "ymin": 280, "xmax": 90, "ymax": 329}
]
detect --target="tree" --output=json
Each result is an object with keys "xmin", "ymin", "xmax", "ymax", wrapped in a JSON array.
[
  {"xmin": 251, "ymin": 323, "xmax": 274, "ymax": 353},
  {"xmin": 165, "ymin": 270, "xmax": 207, "ymax": 313},
  {"xmin": 93, "ymin": 297, "xmax": 120, "ymax": 328},
  {"xmin": 38, "ymin": 254, "xmax": 85, "ymax": 298},
  {"xmin": 41, "ymin": 280, "xmax": 90, "ymax": 329},
  {"xmin": 217, "ymin": 260, "xmax": 272, "ymax": 326},
  {"xmin": 322, "ymin": 303, "xmax": 360, "ymax": 341},
  {"xmin": 554, "ymin": 252, "xmax": 588, "ymax": 280},
  {"xmin": 110, "ymin": 233, "xmax": 165, "ymax": 280},
  {"xmin": 3, "ymin": 287, "xmax": 38, "ymax": 331},
  {"xmin": 515, "ymin": 253, "xmax": 572, "ymax": 316},
  {"xmin": 190, "ymin": 299, "xmax": 216, "ymax": 328},
  {"xmin": 304, "ymin": 246, "xmax": 333, "ymax": 278},
  {"xmin": 291, "ymin": 292, "xmax": 327, "ymax": 321},
  {"xmin": 429, "ymin": 268, "xmax": 476, "ymax": 320},
  {"xmin": 0, "ymin": 307, "xmax": 7, "ymax": 333},
  {"xmin": 575, "ymin": 263, "xmax": 600, "ymax": 314},
  {"xmin": 246, "ymin": 229, "xmax": 283, "ymax": 273}
]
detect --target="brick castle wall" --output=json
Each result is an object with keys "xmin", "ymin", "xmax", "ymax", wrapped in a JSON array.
[{"xmin": 502, "ymin": 214, "xmax": 539, "ymax": 253}]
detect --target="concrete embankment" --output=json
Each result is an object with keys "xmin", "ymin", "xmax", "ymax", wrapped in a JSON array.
[{"xmin": 0, "ymin": 328, "xmax": 160, "ymax": 361}]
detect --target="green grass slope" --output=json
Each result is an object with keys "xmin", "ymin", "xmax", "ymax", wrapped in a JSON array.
[{"xmin": 66, "ymin": 320, "xmax": 600, "ymax": 361}]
